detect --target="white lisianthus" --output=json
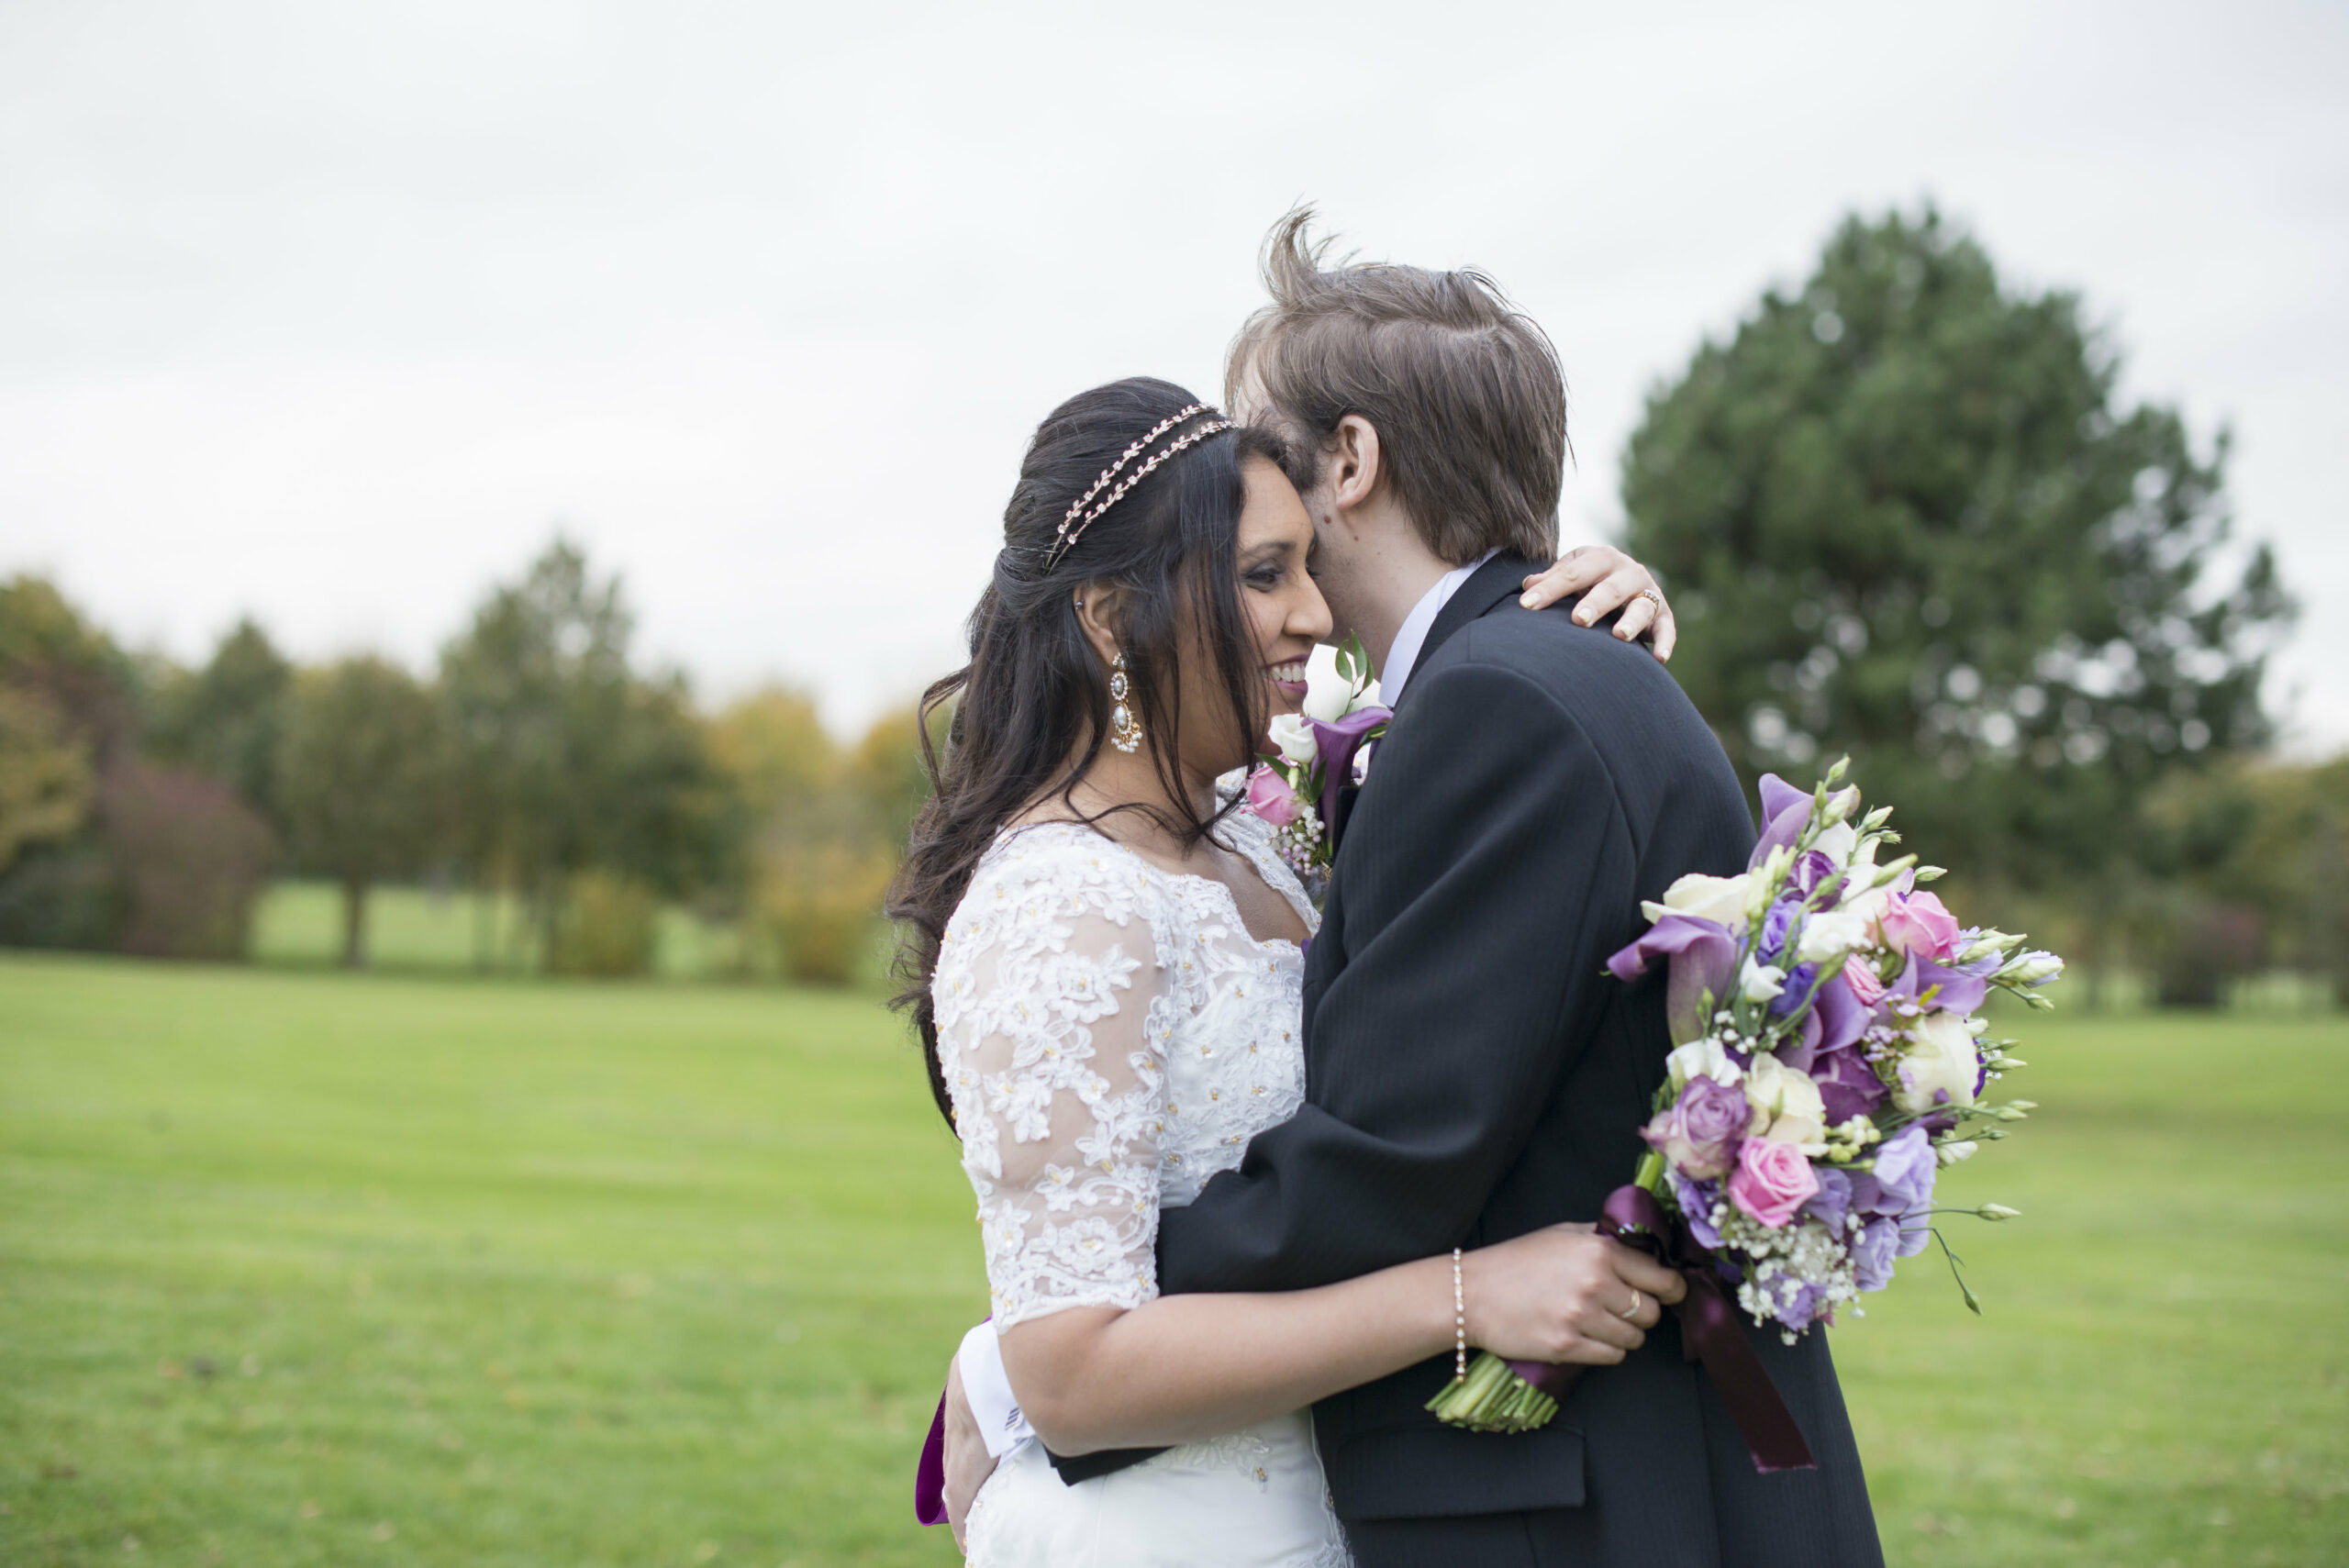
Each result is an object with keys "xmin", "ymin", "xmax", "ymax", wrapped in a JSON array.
[
  {"xmin": 1811, "ymin": 817, "xmax": 1859, "ymax": 868},
  {"xmin": 1266, "ymin": 712, "xmax": 1318, "ymax": 766},
  {"xmin": 1740, "ymin": 957, "xmax": 1788, "ymax": 1004},
  {"xmin": 1936, "ymin": 1140, "xmax": 1979, "ymax": 1166},
  {"xmin": 1893, "ymin": 1009, "xmax": 1984, "ymax": 1115},
  {"xmin": 1301, "ymin": 660, "xmax": 1353, "ymax": 723},
  {"xmin": 1796, "ymin": 908, "xmax": 1874, "ymax": 966},
  {"xmin": 2002, "ymin": 951, "xmax": 2065, "ymax": 985},
  {"xmin": 1667, "ymin": 1035, "xmax": 1742, "ymax": 1091},
  {"xmin": 1349, "ymin": 679, "xmax": 1383, "ymax": 715},
  {"xmin": 1742, "ymin": 1051, "xmax": 1827, "ymax": 1148},
  {"xmin": 1641, "ymin": 871, "xmax": 1753, "ymax": 929},
  {"xmin": 1957, "ymin": 928, "xmax": 2016, "ymax": 965},
  {"xmin": 1836, "ymin": 857, "xmax": 1907, "ymax": 929}
]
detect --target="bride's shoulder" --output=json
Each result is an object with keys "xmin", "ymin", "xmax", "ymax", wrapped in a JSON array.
[{"xmin": 952, "ymin": 820, "xmax": 1162, "ymax": 931}]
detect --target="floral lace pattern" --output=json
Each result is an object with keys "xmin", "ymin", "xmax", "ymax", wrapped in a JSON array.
[{"xmin": 934, "ymin": 813, "xmax": 1318, "ymax": 1331}]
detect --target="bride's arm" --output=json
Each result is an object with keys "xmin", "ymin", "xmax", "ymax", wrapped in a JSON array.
[
  {"xmin": 937, "ymin": 850, "xmax": 1676, "ymax": 1461},
  {"xmin": 999, "ymin": 1218, "xmax": 1674, "ymax": 1457}
]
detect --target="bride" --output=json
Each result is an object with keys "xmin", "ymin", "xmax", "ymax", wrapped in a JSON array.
[{"xmin": 889, "ymin": 377, "xmax": 1685, "ymax": 1566}]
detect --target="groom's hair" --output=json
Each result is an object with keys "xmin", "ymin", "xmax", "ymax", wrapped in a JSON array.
[{"xmin": 1227, "ymin": 207, "xmax": 1566, "ymax": 564}]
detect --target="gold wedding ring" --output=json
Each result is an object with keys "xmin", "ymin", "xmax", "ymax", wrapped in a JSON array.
[{"xmin": 1637, "ymin": 588, "xmax": 1664, "ymax": 611}]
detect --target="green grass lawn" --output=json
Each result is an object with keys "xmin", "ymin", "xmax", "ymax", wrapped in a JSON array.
[{"xmin": 1, "ymin": 954, "xmax": 2343, "ymax": 1566}]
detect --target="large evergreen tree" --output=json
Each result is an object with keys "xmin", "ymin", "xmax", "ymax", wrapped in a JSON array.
[{"xmin": 1622, "ymin": 208, "xmax": 2293, "ymax": 904}]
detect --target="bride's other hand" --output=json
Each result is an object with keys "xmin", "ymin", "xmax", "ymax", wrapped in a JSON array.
[
  {"xmin": 1464, "ymin": 1222, "xmax": 1687, "ymax": 1365},
  {"xmin": 942, "ymin": 1353, "xmax": 996, "ymax": 1551},
  {"xmin": 1519, "ymin": 546, "xmax": 1676, "ymax": 662}
]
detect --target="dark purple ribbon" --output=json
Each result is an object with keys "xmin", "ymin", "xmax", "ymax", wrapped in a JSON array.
[
  {"xmin": 1504, "ymin": 1185, "xmax": 1817, "ymax": 1473},
  {"xmin": 915, "ymin": 1385, "xmax": 949, "ymax": 1526}
]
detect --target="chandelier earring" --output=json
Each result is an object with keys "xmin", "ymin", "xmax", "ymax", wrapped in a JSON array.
[{"xmin": 1108, "ymin": 652, "xmax": 1144, "ymax": 754}]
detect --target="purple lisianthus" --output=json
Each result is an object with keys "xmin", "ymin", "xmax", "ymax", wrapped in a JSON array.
[
  {"xmin": 1773, "ymin": 1277, "xmax": 1831, "ymax": 1331},
  {"xmin": 1803, "ymin": 1166, "xmax": 1853, "ymax": 1231},
  {"xmin": 1769, "ymin": 962, "xmax": 1819, "ymax": 1017},
  {"xmin": 1850, "ymin": 1124, "xmax": 1936, "ymax": 1259},
  {"xmin": 1644, "ymin": 1073, "xmax": 1749, "ymax": 1181},
  {"xmin": 1672, "ymin": 1171, "xmax": 1725, "ymax": 1252},
  {"xmin": 1850, "ymin": 1214, "xmax": 1901, "ymax": 1293},
  {"xmin": 1811, "ymin": 1038, "xmax": 1889, "ymax": 1125}
]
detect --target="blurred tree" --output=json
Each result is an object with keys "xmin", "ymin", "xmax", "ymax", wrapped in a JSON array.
[
  {"xmin": 439, "ymin": 539, "xmax": 727, "ymax": 971},
  {"xmin": 0, "ymin": 577, "xmax": 141, "ymax": 948},
  {"xmin": 147, "ymin": 618, "xmax": 293, "ymax": 830},
  {"xmin": 1623, "ymin": 207, "xmax": 2296, "ymax": 973},
  {"xmin": 0, "ymin": 685, "xmax": 93, "ymax": 874},
  {"xmin": 277, "ymin": 656, "xmax": 447, "ymax": 967},
  {"xmin": 100, "ymin": 762, "xmax": 273, "ymax": 961},
  {"xmin": 845, "ymin": 702, "xmax": 939, "ymax": 850}
]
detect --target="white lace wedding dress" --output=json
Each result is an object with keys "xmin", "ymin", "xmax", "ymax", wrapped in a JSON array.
[{"xmin": 934, "ymin": 814, "xmax": 1351, "ymax": 1568}]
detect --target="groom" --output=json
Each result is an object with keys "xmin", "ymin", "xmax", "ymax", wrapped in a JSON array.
[{"xmin": 947, "ymin": 215, "xmax": 1884, "ymax": 1566}]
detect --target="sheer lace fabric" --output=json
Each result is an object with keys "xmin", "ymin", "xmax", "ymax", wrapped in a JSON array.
[{"xmin": 935, "ymin": 814, "xmax": 1319, "ymax": 1330}]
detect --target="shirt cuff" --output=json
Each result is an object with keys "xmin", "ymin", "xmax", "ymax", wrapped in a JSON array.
[{"xmin": 956, "ymin": 1319, "xmax": 1034, "ymax": 1460}]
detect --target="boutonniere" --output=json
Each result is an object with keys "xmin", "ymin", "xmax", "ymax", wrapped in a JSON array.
[{"xmin": 1241, "ymin": 634, "xmax": 1391, "ymax": 896}]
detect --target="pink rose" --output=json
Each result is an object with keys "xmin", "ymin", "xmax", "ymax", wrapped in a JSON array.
[
  {"xmin": 1877, "ymin": 891, "xmax": 1962, "ymax": 963},
  {"xmin": 1842, "ymin": 952, "xmax": 1887, "ymax": 1009},
  {"xmin": 1243, "ymin": 763, "xmax": 1300, "ymax": 828},
  {"xmin": 1727, "ymin": 1138, "xmax": 1821, "ymax": 1229}
]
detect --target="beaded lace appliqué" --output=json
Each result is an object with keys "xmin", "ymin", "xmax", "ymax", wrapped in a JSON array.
[{"xmin": 933, "ymin": 817, "xmax": 1317, "ymax": 1332}]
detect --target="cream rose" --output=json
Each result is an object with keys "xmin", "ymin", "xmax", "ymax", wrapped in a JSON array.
[
  {"xmin": 1894, "ymin": 1009, "xmax": 1983, "ymax": 1115},
  {"xmin": 1742, "ymin": 1051, "xmax": 1827, "ymax": 1148},
  {"xmin": 1266, "ymin": 712, "xmax": 1318, "ymax": 766},
  {"xmin": 1642, "ymin": 871, "xmax": 1754, "ymax": 929}
]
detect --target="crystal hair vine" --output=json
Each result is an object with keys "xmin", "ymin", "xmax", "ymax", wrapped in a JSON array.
[{"xmin": 1042, "ymin": 406, "xmax": 1238, "ymax": 572}]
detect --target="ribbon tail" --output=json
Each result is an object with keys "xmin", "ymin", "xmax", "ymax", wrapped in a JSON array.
[
  {"xmin": 1504, "ymin": 1358, "xmax": 1586, "ymax": 1401},
  {"xmin": 914, "ymin": 1385, "xmax": 950, "ymax": 1526},
  {"xmin": 1675, "ymin": 1272, "xmax": 1818, "ymax": 1473}
]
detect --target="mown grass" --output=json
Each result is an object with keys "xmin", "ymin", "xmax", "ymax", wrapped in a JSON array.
[{"xmin": 1, "ymin": 954, "xmax": 2343, "ymax": 1565}]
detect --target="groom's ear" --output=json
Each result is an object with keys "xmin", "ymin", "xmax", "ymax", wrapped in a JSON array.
[{"xmin": 1326, "ymin": 415, "xmax": 1385, "ymax": 514}]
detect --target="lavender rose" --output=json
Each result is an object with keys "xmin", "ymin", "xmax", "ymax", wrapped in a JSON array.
[
  {"xmin": 1642, "ymin": 1073, "xmax": 1749, "ymax": 1181},
  {"xmin": 1727, "ymin": 1138, "xmax": 1820, "ymax": 1229}
]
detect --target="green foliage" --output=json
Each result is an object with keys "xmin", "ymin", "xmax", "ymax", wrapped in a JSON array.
[
  {"xmin": 547, "ymin": 870, "xmax": 660, "ymax": 977},
  {"xmin": 5, "ymin": 956, "xmax": 2343, "ymax": 1565},
  {"xmin": 0, "ymin": 684, "xmax": 93, "ymax": 873},
  {"xmin": 1622, "ymin": 207, "xmax": 2295, "ymax": 896},
  {"xmin": 145, "ymin": 618, "xmax": 293, "ymax": 828},
  {"xmin": 277, "ymin": 657, "xmax": 448, "ymax": 967},
  {"xmin": 439, "ymin": 541, "xmax": 729, "ymax": 964},
  {"xmin": 96, "ymin": 762, "xmax": 273, "ymax": 960},
  {"xmin": 2135, "ymin": 756, "xmax": 2349, "ymax": 1004}
]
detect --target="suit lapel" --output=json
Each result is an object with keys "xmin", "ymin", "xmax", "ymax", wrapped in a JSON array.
[{"xmin": 1405, "ymin": 552, "xmax": 1543, "ymax": 709}]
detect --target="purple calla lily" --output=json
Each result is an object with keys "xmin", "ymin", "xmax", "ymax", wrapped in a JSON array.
[
  {"xmin": 1608, "ymin": 912, "xmax": 1737, "ymax": 1045},
  {"xmin": 1309, "ymin": 706, "xmax": 1390, "ymax": 795},
  {"xmin": 1748, "ymin": 773, "xmax": 1814, "ymax": 871}
]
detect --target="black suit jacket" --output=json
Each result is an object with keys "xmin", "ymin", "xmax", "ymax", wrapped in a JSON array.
[{"xmin": 1060, "ymin": 558, "xmax": 1881, "ymax": 1565}]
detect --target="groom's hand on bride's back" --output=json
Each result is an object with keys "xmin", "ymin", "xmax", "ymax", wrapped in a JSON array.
[{"xmin": 1464, "ymin": 1223, "xmax": 1688, "ymax": 1365}]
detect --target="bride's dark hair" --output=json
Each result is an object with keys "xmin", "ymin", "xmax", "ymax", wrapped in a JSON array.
[{"xmin": 889, "ymin": 377, "xmax": 1285, "ymax": 1127}]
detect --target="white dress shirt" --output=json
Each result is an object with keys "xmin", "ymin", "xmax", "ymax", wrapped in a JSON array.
[{"xmin": 1377, "ymin": 550, "xmax": 1498, "ymax": 708}]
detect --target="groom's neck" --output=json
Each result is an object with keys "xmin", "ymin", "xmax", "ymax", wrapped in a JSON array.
[{"xmin": 1343, "ymin": 538, "xmax": 1455, "ymax": 681}]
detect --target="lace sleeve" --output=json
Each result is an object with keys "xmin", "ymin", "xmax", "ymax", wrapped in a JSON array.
[{"xmin": 935, "ymin": 838, "xmax": 1174, "ymax": 1329}]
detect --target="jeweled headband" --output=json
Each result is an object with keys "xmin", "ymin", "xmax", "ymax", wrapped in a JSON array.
[{"xmin": 1042, "ymin": 405, "xmax": 1238, "ymax": 572}]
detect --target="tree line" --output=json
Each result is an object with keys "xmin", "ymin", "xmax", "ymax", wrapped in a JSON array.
[
  {"xmin": 0, "ymin": 542, "xmax": 924, "ymax": 981},
  {"xmin": 0, "ymin": 207, "xmax": 2338, "ymax": 1003}
]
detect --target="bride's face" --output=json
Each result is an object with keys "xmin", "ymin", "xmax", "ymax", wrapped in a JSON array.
[{"xmin": 1172, "ymin": 456, "xmax": 1331, "ymax": 778}]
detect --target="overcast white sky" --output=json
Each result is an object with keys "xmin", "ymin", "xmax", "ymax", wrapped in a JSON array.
[{"xmin": 3, "ymin": 0, "xmax": 2343, "ymax": 748}]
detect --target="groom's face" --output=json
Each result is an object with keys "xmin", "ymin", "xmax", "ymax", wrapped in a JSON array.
[{"xmin": 1233, "ymin": 387, "xmax": 1374, "ymax": 649}]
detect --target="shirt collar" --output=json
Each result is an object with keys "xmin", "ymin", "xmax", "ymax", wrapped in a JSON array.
[{"xmin": 1377, "ymin": 550, "xmax": 1498, "ymax": 708}]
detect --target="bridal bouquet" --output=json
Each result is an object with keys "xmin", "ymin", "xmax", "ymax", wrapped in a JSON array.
[
  {"xmin": 1241, "ymin": 636, "xmax": 1389, "ymax": 899},
  {"xmin": 1430, "ymin": 760, "xmax": 2064, "ymax": 1454}
]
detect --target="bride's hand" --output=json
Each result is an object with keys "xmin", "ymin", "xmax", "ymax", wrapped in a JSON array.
[
  {"xmin": 1462, "ymin": 1223, "xmax": 1687, "ymax": 1365},
  {"xmin": 1518, "ymin": 546, "xmax": 1677, "ymax": 662}
]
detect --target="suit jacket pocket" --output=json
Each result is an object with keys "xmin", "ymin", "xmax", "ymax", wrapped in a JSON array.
[{"xmin": 1321, "ymin": 1420, "xmax": 1585, "ymax": 1521}]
